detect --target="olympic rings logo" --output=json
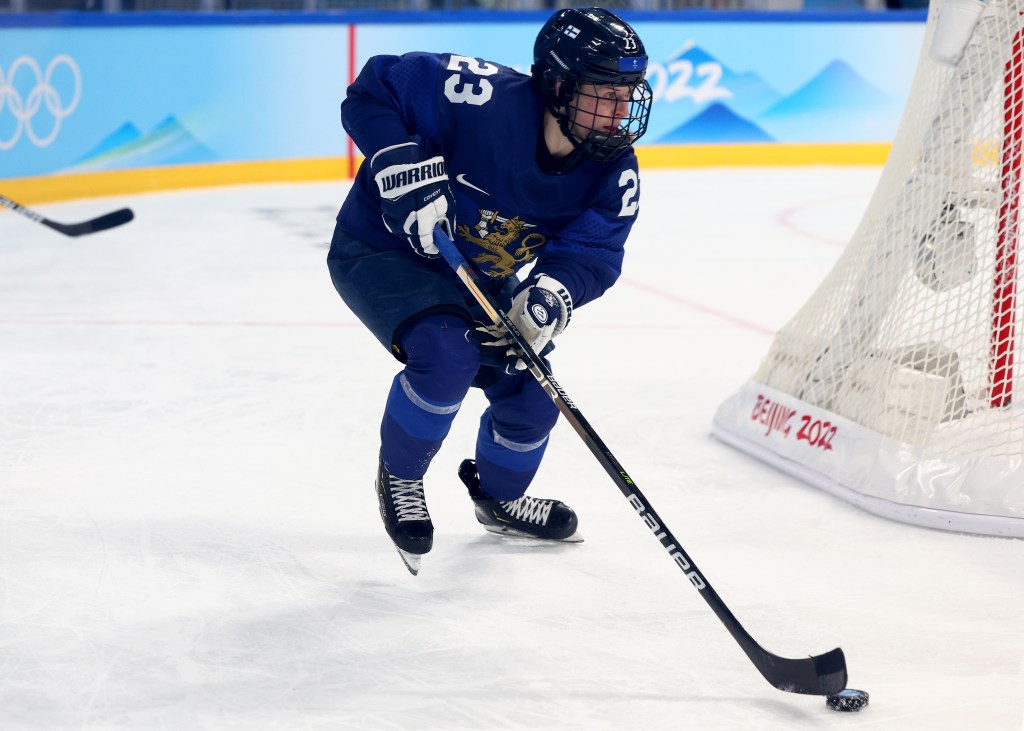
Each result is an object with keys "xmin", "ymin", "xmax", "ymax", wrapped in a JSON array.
[{"xmin": 0, "ymin": 55, "xmax": 82, "ymax": 150}]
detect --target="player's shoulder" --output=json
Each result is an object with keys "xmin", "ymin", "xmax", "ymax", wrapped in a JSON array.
[
  {"xmin": 590, "ymin": 148, "xmax": 640, "ymax": 188},
  {"xmin": 435, "ymin": 55, "xmax": 534, "ymax": 117},
  {"xmin": 439, "ymin": 53, "xmax": 531, "ymax": 96},
  {"xmin": 388, "ymin": 51, "xmax": 526, "ymax": 80},
  {"xmin": 439, "ymin": 52, "xmax": 524, "ymax": 76},
  {"xmin": 614, "ymin": 148, "xmax": 640, "ymax": 174},
  {"xmin": 375, "ymin": 50, "xmax": 446, "ymax": 71},
  {"xmin": 374, "ymin": 50, "xmax": 526, "ymax": 75},
  {"xmin": 580, "ymin": 149, "xmax": 641, "ymax": 215}
]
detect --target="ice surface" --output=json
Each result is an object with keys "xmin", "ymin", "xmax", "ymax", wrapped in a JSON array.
[{"xmin": 1, "ymin": 169, "xmax": 1022, "ymax": 729}]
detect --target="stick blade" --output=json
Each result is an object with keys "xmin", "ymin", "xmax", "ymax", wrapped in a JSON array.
[
  {"xmin": 51, "ymin": 208, "xmax": 134, "ymax": 237},
  {"xmin": 758, "ymin": 646, "xmax": 847, "ymax": 696},
  {"xmin": 89, "ymin": 207, "xmax": 135, "ymax": 232}
]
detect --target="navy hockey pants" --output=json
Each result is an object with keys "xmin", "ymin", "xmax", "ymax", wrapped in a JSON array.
[{"xmin": 327, "ymin": 227, "xmax": 559, "ymax": 501}]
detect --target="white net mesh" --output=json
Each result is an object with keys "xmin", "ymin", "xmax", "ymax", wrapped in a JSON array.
[{"xmin": 714, "ymin": 0, "xmax": 1024, "ymax": 536}]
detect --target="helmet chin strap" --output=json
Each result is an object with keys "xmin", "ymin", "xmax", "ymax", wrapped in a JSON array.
[
  {"xmin": 538, "ymin": 113, "xmax": 587, "ymax": 175},
  {"xmin": 535, "ymin": 77, "xmax": 587, "ymax": 174},
  {"xmin": 554, "ymin": 129, "xmax": 590, "ymax": 174},
  {"xmin": 548, "ymin": 76, "xmax": 582, "ymax": 147}
]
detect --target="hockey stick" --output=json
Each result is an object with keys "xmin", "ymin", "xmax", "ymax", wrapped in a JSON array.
[
  {"xmin": 433, "ymin": 227, "xmax": 848, "ymax": 697},
  {"xmin": 1, "ymin": 195, "xmax": 134, "ymax": 237}
]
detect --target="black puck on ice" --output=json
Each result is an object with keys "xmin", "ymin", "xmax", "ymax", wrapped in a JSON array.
[{"xmin": 826, "ymin": 688, "xmax": 869, "ymax": 712}]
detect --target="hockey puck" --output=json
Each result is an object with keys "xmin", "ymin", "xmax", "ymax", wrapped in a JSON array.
[{"xmin": 826, "ymin": 689, "xmax": 869, "ymax": 712}]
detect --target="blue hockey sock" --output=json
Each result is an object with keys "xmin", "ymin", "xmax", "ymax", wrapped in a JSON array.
[
  {"xmin": 380, "ymin": 315, "xmax": 478, "ymax": 479},
  {"xmin": 474, "ymin": 410, "xmax": 550, "ymax": 501}
]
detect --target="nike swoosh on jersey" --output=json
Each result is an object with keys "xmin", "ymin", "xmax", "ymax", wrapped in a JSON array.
[{"xmin": 455, "ymin": 174, "xmax": 490, "ymax": 196}]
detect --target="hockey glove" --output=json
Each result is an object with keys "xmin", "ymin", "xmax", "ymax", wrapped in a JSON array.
[
  {"xmin": 371, "ymin": 142, "xmax": 455, "ymax": 258},
  {"xmin": 472, "ymin": 274, "xmax": 572, "ymax": 373}
]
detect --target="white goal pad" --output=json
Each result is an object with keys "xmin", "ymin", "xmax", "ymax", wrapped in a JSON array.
[{"xmin": 713, "ymin": 0, "xmax": 1024, "ymax": 537}]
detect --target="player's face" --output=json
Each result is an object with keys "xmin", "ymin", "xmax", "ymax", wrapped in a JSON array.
[{"xmin": 568, "ymin": 83, "xmax": 632, "ymax": 140}]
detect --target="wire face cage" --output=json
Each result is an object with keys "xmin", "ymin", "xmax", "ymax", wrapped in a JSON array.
[{"xmin": 559, "ymin": 80, "xmax": 653, "ymax": 162}]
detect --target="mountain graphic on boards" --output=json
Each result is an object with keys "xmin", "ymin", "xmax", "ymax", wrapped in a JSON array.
[{"xmin": 73, "ymin": 116, "xmax": 217, "ymax": 170}]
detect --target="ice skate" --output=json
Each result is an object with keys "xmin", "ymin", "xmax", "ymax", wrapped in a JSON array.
[
  {"xmin": 457, "ymin": 459, "xmax": 582, "ymax": 542},
  {"xmin": 375, "ymin": 455, "xmax": 433, "ymax": 575}
]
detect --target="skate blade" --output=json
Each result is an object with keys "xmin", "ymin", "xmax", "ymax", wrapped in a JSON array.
[
  {"xmin": 395, "ymin": 546, "xmax": 422, "ymax": 575},
  {"xmin": 482, "ymin": 525, "xmax": 584, "ymax": 543}
]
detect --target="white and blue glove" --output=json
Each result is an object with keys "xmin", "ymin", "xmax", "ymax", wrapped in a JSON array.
[
  {"xmin": 371, "ymin": 142, "xmax": 455, "ymax": 258},
  {"xmin": 473, "ymin": 273, "xmax": 573, "ymax": 373}
]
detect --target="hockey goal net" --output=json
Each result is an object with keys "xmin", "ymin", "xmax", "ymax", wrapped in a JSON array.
[{"xmin": 713, "ymin": 0, "xmax": 1024, "ymax": 537}]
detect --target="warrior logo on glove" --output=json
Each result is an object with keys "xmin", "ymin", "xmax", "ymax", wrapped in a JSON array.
[{"xmin": 377, "ymin": 160, "xmax": 447, "ymax": 197}]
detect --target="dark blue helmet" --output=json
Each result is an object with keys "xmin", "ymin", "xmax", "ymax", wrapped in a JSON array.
[{"xmin": 533, "ymin": 7, "xmax": 652, "ymax": 164}]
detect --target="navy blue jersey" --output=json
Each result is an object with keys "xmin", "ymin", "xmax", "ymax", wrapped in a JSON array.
[{"xmin": 337, "ymin": 52, "xmax": 641, "ymax": 308}]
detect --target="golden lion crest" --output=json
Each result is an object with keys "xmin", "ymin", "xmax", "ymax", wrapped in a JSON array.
[{"xmin": 457, "ymin": 210, "xmax": 546, "ymax": 278}]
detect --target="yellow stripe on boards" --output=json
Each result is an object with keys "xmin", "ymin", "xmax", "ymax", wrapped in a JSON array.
[
  {"xmin": 1, "ymin": 158, "xmax": 350, "ymax": 205},
  {"xmin": 636, "ymin": 143, "xmax": 891, "ymax": 168},
  {"xmin": 1, "ymin": 144, "xmax": 892, "ymax": 205}
]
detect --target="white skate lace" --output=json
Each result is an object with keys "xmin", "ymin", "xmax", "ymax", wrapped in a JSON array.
[
  {"xmin": 499, "ymin": 496, "xmax": 554, "ymax": 526},
  {"xmin": 389, "ymin": 478, "xmax": 430, "ymax": 523}
]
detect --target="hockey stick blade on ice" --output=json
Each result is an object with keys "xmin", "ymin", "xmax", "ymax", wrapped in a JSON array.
[
  {"xmin": 1, "ymin": 195, "xmax": 134, "ymax": 237},
  {"xmin": 433, "ymin": 228, "xmax": 848, "ymax": 697}
]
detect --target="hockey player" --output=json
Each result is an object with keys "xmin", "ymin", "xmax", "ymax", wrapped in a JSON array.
[{"xmin": 328, "ymin": 7, "xmax": 652, "ymax": 573}]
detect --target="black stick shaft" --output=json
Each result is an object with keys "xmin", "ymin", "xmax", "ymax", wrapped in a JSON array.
[
  {"xmin": 1, "ymin": 195, "xmax": 133, "ymax": 237},
  {"xmin": 433, "ymin": 228, "xmax": 847, "ymax": 696}
]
